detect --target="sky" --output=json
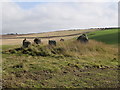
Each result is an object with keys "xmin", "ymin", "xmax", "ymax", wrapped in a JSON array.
[{"xmin": 1, "ymin": 0, "xmax": 119, "ymax": 34}]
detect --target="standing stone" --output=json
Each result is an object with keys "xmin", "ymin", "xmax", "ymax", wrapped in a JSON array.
[
  {"xmin": 77, "ymin": 34, "xmax": 88, "ymax": 43},
  {"xmin": 60, "ymin": 38, "xmax": 64, "ymax": 41},
  {"xmin": 34, "ymin": 38, "xmax": 41, "ymax": 44},
  {"xmin": 23, "ymin": 38, "xmax": 31, "ymax": 48},
  {"xmin": 49, "ymin": 40, "xmax": 56, "ymax": 46}
]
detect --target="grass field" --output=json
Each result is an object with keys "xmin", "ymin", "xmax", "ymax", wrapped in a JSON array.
[
  {"xmin": 1, "ymin": 28, "xmax": 119, "ymax": 88},
  {"xmin": 88, "ymin": 29, "xmax": 119, "ymax": 45}
]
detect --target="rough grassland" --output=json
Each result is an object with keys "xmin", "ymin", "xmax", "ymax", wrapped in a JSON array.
[{"xmin": 2, "ymin": 39, "xmax": 119, "ymax": 88}]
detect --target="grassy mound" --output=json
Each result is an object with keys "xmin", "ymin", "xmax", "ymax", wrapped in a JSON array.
[
  {"xmin": 2, "ymin": 39, "xmax": 119, "ymax": 88},
  {"xmin": 3, "ymin": 39, "xmax": 117, "ymax": 57}
]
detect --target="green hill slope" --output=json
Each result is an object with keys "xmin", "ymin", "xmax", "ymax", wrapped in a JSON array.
[{"xmin": 88, "ymin": 29, "xmax": 119, "ymax": 45}]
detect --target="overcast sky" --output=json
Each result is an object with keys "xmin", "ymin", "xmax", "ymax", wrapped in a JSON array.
[{"xmin": 1, "ymin": 0, "xmax": 119, "ymax": 34}]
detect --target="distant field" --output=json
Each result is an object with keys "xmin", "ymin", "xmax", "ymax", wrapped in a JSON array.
[
  {"xmin": 2, "ymin": 29, "xmax": 119, "ymax": 46},
  {"xmin": 1, "ymin": 29, "xmax": 96, "ymax": 45},
  {"xmin": 16, "ymin": 29, "xmax": 94, "ymax": 38},
  {"xmin": 88, "ymin": 29, "xmax": 119, "ymax": 45}
]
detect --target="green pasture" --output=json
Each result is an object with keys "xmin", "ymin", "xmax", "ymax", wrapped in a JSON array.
[{"xmin": 88, "ymin": 29, "xmax": 119, "ymax": 45}]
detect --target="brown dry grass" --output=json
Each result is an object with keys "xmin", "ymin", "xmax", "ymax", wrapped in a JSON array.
[{"xmin": 57, "ymin": 40, "xmax": 118, "ymax": 57}]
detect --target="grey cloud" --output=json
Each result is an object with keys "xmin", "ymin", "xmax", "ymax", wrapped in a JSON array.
[{"xmin": 2, "ymin": 2, "xmax": 118, "ymax": 34}]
